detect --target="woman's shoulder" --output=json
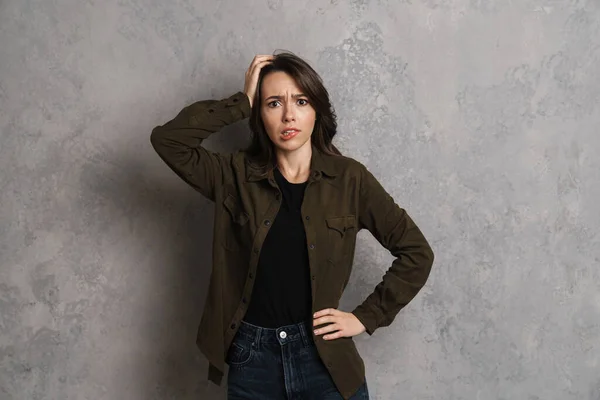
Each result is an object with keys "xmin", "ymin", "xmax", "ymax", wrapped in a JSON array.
[{"xmin": 323, "ymin": 152, "xmax": 369, "ymax": 176}]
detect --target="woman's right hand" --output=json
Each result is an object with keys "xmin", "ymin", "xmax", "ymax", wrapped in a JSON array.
[{"xmin": 244, "ymin": 55, "xmax": 274, "ymax": 108}]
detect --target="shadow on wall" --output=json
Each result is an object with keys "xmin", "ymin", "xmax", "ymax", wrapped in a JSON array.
[{"xmin": 95, "ymin": 119, "xmax": 251, "ymax": 399}]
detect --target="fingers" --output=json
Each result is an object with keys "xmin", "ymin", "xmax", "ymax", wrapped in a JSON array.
[
  {"xmin": 313, "ymin": 315, "xmax": 334, "ymax": 328},
  {"xmin": 247, "ymin": 55, "xmax": 274, "ymax": 74},
  {"xmin": 313, "ymin": 316, "xmax": 343, "ymax": 340},
  {"xmin": 248, "ymin": 59, "xmax": 272, "ymax": 80},
  {"xmin": 312, "ymin": 309, "xmax": 365, "ymax": 340},
  {"xmin": 313, "ymin": 308, "xmax": 341, "ymax": 326},
  {"xmin": 314, "ymin": 319, "xmax": 346, "ymax": 340},
  {"xmin": 313, "ymin": 309, "xmax": 341, "ymax": 340},
  {"xmin": 313, "ymin": 308, "xmax": 339, "ymax": 318},
  {"xmin": 314, "ymin": 322, "xmax": 340, "ymax": 337},
  {"xmin": 313, "ymin": 308, "xmax": 352, "ymax": 340},
  {"xmin": 244, "ymin": 55, "xmax": 274, "ymax": 108},
  {"xmin": 323, "ymin": 330, "xmax": 343, "ymax": 340},
  {"xmin": 315, "ymin": 323, "xmax": 339, "ymax": 333}
]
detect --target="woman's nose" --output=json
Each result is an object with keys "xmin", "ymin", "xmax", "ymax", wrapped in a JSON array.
[{"xmin": 283, "ymin": 106, "xmax": 296, "ymax": 122}]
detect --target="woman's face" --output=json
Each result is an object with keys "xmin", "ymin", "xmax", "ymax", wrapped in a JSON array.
[{"xmin": 260, "ymin": 71, "xmax": 316, "ymax": 153}]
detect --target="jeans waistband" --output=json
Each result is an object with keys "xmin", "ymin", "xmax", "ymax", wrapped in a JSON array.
[{"xmin": 237, "ymin": 319, "xmax": 314, "ymax": 347}]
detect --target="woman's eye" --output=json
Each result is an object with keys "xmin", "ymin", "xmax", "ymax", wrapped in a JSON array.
[{"xmin": 267, "ymin": 99, "xmax": 308, "ymax": 107}]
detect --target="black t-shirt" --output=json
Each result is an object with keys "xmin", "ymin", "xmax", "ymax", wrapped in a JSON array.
[{"xmin": 243, "ymin": 167, "xmax": 312, "ymax": 328}]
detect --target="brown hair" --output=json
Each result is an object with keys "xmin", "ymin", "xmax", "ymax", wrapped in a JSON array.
[{"xmin": 244, "ymin": 51, "xmax": 341, "ymax": 174}]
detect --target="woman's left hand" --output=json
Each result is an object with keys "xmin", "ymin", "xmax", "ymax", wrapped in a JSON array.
[{"xmin": 313, "ymin": 308, "xmax": 366, "ymax": 340}]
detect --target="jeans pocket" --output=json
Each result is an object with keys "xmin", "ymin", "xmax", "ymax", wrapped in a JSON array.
[{"xmin": 226, "ymin": 339, "xmax": 254, "ymax": 368}]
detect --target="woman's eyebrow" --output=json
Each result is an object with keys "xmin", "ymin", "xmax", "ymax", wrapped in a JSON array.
[{"xmin": 264, "ymin": 93, "xmax": 307, "ymax": 101}]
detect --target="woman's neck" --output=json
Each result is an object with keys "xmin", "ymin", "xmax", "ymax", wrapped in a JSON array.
[{"xmin": 275, "ymin": 145, "xmax": 312, "ymax": 184}]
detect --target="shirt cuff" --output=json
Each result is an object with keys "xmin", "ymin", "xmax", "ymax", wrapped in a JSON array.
[
  {"xmin": 351, "ymin": 305, "xmax": 383, "ymax": 336},
  {"xmin": 226, "ymin": 91, "xmax": 251, "ymax": 121}
]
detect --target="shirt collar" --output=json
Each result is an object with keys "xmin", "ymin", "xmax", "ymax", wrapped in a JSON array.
[{"xmin": 245, "ymin": 143, "xmax": 338, "ymax": 182}]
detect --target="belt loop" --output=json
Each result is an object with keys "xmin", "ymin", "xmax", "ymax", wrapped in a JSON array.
[
  {"xmin": 254, "ymin": 324, "xmax": 262, "ymax": 351},
  {"xmin": 301, "ymin": 320, "xmax": 311, "ymax": 347}
]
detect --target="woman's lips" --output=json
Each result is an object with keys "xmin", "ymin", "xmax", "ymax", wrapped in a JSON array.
[{"xmin": 281, "ymin": 129, "xmax": 300, "ymax": 140}]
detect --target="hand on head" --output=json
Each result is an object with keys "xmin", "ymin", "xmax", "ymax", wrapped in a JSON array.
[{"xmin": 244, "ymin": 55, "xmax": 275, "ymax": 108}]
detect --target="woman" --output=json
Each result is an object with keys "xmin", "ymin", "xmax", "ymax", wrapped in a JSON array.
[{"xmin": 150, "ymin": 52, "xmax": 434, "ymax": 400}]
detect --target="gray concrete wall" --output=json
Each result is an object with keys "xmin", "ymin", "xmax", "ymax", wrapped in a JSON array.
[{"xmin": 1, "ymin": 0, "xmax": 599, "ymax": 399}]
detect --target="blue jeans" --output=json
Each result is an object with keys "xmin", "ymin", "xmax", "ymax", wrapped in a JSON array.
[{"xmin": 226, "ymin": 319, "xmax": 369, "ymax": 400}]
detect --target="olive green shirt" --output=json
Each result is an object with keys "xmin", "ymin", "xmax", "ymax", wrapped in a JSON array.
[{"xmin": 150, "ymin": 91, "xmax": 435, "ymax": 399}]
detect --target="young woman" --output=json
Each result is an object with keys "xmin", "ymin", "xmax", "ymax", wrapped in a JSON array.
[{"xmin": 150, "ymin": 52, "xmax": 434, "ymax": 400}]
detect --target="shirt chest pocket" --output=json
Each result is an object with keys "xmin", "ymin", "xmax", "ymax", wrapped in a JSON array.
[
  {"xmin": 222, "ymin": 193, "xmax": 251, "ymax": 252},
  {"xmin": 325, "ymin": 215, "xmax": 357, "ymax": 264}
]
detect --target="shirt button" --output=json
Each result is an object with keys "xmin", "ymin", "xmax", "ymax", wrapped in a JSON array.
[
  {"xmin": 311, "ymin": 275, "xmax": 315, "ymax": 280},
  {"xmin": 305, "ymin": 215, "xmax": 310, "ymax": 220},
  {"xmin": 309, "ymin": 244, "xmax": 315, "ymax": 249},
  {"xmin": 279, "ymin": 331, "xmax": 287, "ymax": 339},
  {"xmin": 264, "ymin": 220, "xmax": 271, "ymax": 226},
  {"xmin": 231, "ymin": 323, "xmax": 236, "ymax": 329}
]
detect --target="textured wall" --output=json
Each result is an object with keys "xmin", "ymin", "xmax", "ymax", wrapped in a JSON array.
[{"xmin": 1, "ymin": 0, "xmax": 599, "ymax": 399}]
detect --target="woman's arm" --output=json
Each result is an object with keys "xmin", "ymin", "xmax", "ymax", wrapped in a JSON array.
[
  {"xmin": 351, "ymin": 165, "xmax": 435, "ymax": 335},
  {"xmin": 150, "ymin": 55, "xmax": 273, "ymax": 201},
  {"xmin": 149, "ymin": 92, "xmax": 251, "ymax": 201}
]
